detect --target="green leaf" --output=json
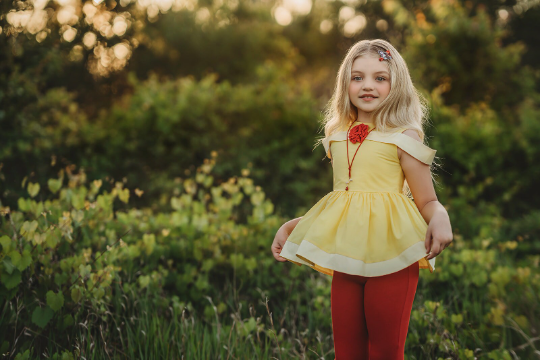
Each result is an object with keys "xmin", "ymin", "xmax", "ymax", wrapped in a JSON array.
[
  {"xmin": 14, "ymin": 349, "xmax": 30, "ymax": 360},
  {"xmin": 92, "ymin": 286, "xmax": 105, "ymax": 299},
  {"xmin": 32, "ymin": 201, "xmax": 44, "ymax": 219},
  {"xmin": 71, "ymin": 194, "xmax": 85, "ymax": 210},
  {"xmin": 16, "ymin": 249, "xmax": 32, "ymax": 272},
  {"xmin": 171, "ymin": 197, "xmax": 182, "ymax": 210},
  {"xmin": 46, "ymin": 233, "xmax": 59, "ymax": 249},
  {"xmin": 51, "ymin": 350, "xmax": 74, "ymax": 360},
  {"xmin": 0, "ymin": 342, "xmax": 10, "ymax": 357},
  {"xmin": 63, "ymin": 314, "xmax": 74, "ymax": 328},
  {"xmin": 32, "ymin": 306, "xmax": 54, "ymax": 328},
  {"xmin": 46, "ymin": 290, "xmax": 65, "ymax": 312},
  {"xmin": 118, "ymin": 188, "xmax": 130, "ymax": 204},
  {"xmin": 0, "ymin": 235, "xmax": 12, "ymax": 253},
  {"xmin": 33, "ymin": 232, "xmax": 46, "ymax": 246},
  {"xmin": 71, "ymin": 287, "xmax": 82, "ymax": 303},
  {"xmin": 2, "ymin": 258, "xmax": 16, "ymax": 274},
  {"xmin": 71, "ymin": 209, "xmax": 84, "ymax": 223},
  {"xmin": 8, "ymin": 250, "xmax": 21, "ymax": 267},
  {"xmin": 79, "ymin": 264, "xmax": 91, "ymax": 277},
  {"xmin": 17, "ymin": 198, "xmax": 29, "ymax": 212},
  {"xmin": 20, "ymin": 220, "xmax": 38, "ymax": 236},
  {"xmin": 54, "ymin": 272, "xmax": 69, "ymax": 286},
  {"xmin": 27, "ymin": 182, "xmax": 40, "ymax": 198},
  {"xmin": 0, "ymin": 269, "xmax": 21, "ymax": 289},
  {"xmin": 47, "ymin": 178, "xmax": 62, "ymax": 194},
  {"xmin": 138, "ymin": 275, "xmax": 150, "ymax": 288}
]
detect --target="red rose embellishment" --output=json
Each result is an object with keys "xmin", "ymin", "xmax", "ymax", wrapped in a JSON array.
[{"xmin": 348, "ymin": 124, "xmax": 370, "ymax": 144}]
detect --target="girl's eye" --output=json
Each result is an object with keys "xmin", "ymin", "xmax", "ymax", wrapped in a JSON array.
[{"xmin": 352, "ymin": 76, "xmax": 387, "ymax": 81}]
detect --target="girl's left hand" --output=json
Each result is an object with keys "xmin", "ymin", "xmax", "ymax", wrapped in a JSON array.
[{"xmin": 425, "ymin": 212, "xmax": 453, "ymax": 260}]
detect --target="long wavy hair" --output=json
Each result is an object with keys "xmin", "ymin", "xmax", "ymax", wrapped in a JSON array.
[{"xmin": 314, "ymin": 39, "xmax": 437, "ymax": 195}]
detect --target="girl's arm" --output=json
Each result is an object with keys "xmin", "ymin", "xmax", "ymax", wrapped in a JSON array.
[
  {"xmin": 398, "ymin": 130, "xmax": 453, "ymax": 260},
  {"xmin": 271, "ymin": 217, "xmax": 302, "ymax": 261},
  {"xmin": 282, "ymin": 217, "xmax": 303, "ymax": 234}
]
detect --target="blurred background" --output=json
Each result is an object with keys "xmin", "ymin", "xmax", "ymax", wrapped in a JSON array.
[{"xmin": 1, "ymin": 0, "xmax": 540, "ymax": 358}]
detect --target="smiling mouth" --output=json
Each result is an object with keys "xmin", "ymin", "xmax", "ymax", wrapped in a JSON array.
[{"xmin": 360, "ymin": 96, "xmax": 378, "ymax": 99}]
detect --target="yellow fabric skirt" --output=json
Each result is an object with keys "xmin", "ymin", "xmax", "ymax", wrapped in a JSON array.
[{"xmin": 278, "ymin": 190, "xmax": 436, "ymax": 277}]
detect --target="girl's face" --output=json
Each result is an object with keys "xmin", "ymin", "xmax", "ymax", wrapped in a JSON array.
[{"xmin": 348, "ymin": 54, "xmax": 391, "ymax": 117}]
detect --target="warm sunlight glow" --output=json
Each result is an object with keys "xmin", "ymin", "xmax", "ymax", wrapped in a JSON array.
[
  {"xmin": 112, "ymin": 15, "xmax": 128, "ymax": 36},
  {"xmin": 320, "ymin": 19, "xmax": 333, "ymax": 34},
  {"xmin": 27, "ymin": 10, "xmax": 49, "ymax": 34},
  {"xmin": 83, "ymin": 31, "xmax": 97, "ymax": 48},
  {"xmin": 36, "ymin": 30, "xmax": 48, "ymax": 42},
  {"xmin": 57, "ymin": 5, "xmax": 78, "ymax": 25},
  {"xmin": 147, "ymin": 4, "xmax": 160, "ymax": 18},
  {"xmin": 156, "ymin": 0, "xmax": 174, "ymax": 12},
  {"xmin": 195, "ymin": 7, "xmax": 210, "ymax": 23},
  {"xmin": 343, "ymin": 13, "xmax": 366, "ymax": 37},
  {"xmin": 274, "ymin": 6, "xmax": 292, "ymax": 26},
  {"xmin": 376, "ymin": 19, "xmax": 388, "ymax": 32},
  {"xmin": 113, "ymin": 42, "xmax": 130, "ymax": 59},
  {"xmin": 6, "ymin": 10, "xmax": 32, "ymax": 28},
  {"xmin": 283, "ymin": 0, "xmax": 312, "ymax": 15},
  {"xmin": 339, "ymin": 6, "xmax": 355, "ymax": 22},
  {"xmin": 62, "ymin": 26, "xmax": 77, "ymax": 42}
]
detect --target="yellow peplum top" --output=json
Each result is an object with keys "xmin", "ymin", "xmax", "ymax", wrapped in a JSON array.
[{"xmin": 278, "ymin": 121, "xmax": 437, "ymax": 277}]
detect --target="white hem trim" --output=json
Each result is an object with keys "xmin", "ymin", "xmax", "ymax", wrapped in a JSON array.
[{"xmin": 280, "ymin": 239, "xmax": 436, "ymax": 277}]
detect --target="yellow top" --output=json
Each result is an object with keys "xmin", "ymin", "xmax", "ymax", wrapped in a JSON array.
[{"xmin": 279, "ymin": 121, "xmax": 437, "ymax": 277}]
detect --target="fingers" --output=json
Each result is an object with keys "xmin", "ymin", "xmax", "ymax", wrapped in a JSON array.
[
  {"xmin": 426, "ymin": 243, "xmax": 442, "ymax": 260},
  {"xmin": 276, "ymin": 255, "xmax": 287, "ymax": 262},
  {"xmin": 273, "ymin": 252, "xmax": 287, "ymax": 262},
  {"xmin": 425, "ymin": 228, "xmax": 432, "ymax": 253},
  {"xmin": 270, "ymin": 244, "xmax": 287, "ymax": 262}
]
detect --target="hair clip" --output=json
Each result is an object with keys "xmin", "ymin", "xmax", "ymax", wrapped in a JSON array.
[{"xmin": 378, "ymin": 49, "xmax": 392, "ymax": 61}]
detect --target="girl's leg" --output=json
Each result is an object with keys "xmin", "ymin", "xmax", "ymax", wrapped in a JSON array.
[
  {"xmin": 331, "ymin": 270, "xmax": 369, "ymax": 360},
  {"xmin": 363, "ymin": 261, "xmax": 420, "ymax": 360}
]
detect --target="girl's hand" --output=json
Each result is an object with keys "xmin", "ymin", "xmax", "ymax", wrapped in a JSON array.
[
  {"xmin": 425, "ymin": 211, "xmax": 453, "ymax": 260},
  {"xmin": 271, "ymin": 225, "xmax": 290, "ymax": 262}
]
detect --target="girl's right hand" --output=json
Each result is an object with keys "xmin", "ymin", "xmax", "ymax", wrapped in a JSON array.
[{"xmin": 271, "ymin": 225, "xmax": 290, "ymax": 262}]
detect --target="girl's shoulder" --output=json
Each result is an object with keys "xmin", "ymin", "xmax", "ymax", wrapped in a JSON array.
[{"xmin": 367, "ymin": 127, "xmax": 436, "ymax": 165}]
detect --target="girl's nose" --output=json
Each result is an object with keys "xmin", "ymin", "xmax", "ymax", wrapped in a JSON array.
[{"xmin": 362, "ymin": 81, "xmax": 374, "ymax": 90}]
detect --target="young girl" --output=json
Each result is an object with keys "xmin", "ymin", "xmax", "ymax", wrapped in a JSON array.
[{"xmin": 271, "ymin": 39, "xmax": 453, "ymax": 359}]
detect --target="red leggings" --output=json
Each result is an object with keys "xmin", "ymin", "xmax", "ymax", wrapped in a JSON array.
[{"xmin": 331, "ymin": 261, "xmax": 419, "ymax": 360}]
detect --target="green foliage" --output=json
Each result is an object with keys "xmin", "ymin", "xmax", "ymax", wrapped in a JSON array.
[
  {"xmin": 401, "ymin": 1, "xmax": 534, "ymax": 111},
  {"xmin": 1, "ymin": 157, "xmax": 539, "ymax": 358},
  {"xmin": 0, "ymin": 156, "xmax": 288, "ymax": 356},
  {"xmin": 32, "ymin": 306, "xmax": 54, "ymax": 329}
]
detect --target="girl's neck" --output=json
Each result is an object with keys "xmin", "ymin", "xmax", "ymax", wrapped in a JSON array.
[{"xmin": 356, "ymin": 112, "xmax": 373, "ymax": 124}]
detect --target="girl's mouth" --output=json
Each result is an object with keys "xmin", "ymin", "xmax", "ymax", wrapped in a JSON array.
[{"xmin": 361, "ymin": 96, "xmax": 377, "ymax": 102}]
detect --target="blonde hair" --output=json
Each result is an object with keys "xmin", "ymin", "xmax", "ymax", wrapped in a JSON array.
[
  {"xmin": 315, "ymin": 39, "xmax": 430, "ymax": 145},
  {"xmin": 314, "ymin": 39, "xmax": 438, "ymax": 196}
]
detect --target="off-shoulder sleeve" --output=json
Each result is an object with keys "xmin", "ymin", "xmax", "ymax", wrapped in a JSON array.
[
  {"xmin": 322, "ymin": 131, "xmax": 348, "ymax": 160},
  {"xmin": 322, "ymin": 137, "xmax": 331, "ymax": 159},
  {"xmin": 367, "ymin": 131, "xmax": 436, "ymax": 165}
]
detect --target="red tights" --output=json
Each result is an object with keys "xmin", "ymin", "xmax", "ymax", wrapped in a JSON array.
[{"xmin": 331, "ymin": 261, "xmax": 419, "ymax": 360}]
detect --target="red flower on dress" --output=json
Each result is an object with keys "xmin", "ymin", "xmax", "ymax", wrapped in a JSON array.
[{"xmin": 348, "ymin": 123, "xmax": 370, "ymax": 144}]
